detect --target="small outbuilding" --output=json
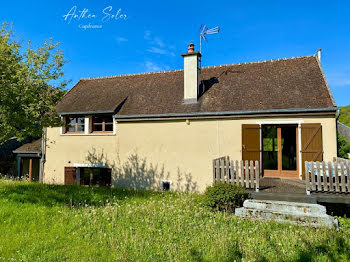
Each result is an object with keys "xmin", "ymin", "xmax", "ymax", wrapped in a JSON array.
[{"xmin": 13, "ymin": 139, "xmax": 42, "ymax": 182}]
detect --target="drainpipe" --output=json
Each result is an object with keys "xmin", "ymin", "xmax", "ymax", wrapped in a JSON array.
[
  {"xmin": 217, "ymin": 120, "xmax": 220, "ymax": 158},
  {"xmin": 39, "ymin": 127, "xmax": 47, "ymax": 183},
  {"xmin": 336, "ymin": 109, "xmax": 341, "ymax": 158}
]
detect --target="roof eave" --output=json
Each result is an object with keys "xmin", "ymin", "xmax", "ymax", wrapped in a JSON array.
[
  {"xmin": 59, "ymin": 110, "xmax": 116, "ymax": 116},
  {"xmin": 115, "ymin": 107, "xmax": 339, "ymax": 120},
  {"xmin": 13, "ymin": 151, "xmax": 41, "ymax": 157}
]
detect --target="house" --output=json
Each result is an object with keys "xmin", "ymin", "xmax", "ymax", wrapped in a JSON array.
[{"xmin": 41, "ymin": 44, "xmax": 338, "ymax": 192}]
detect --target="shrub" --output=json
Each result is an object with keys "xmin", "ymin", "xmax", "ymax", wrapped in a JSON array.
[
  {"xmin": 203, "ymin": 182, "xmax": 250, "ymax": 213},
  {"xmin": 338, "ymin": 134, "xmax": 350, "ymax": 159}
]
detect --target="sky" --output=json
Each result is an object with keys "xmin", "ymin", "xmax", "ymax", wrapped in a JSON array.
[{"xmin": 1, "ymin": 0, "xmax": 349, "ymax": 106}]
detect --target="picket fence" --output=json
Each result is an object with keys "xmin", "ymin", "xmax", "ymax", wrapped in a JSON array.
[
  {"xmin": 213, "ymin": 156, "xmax": 259, "ymax": 192},
  {"xmin": 305, "ymin": 159, "xmax": 350, "ymax": 193}
]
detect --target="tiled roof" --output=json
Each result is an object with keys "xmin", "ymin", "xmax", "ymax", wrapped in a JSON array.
[
  {"xmin": 56, "ymin": 55, "xmax": 336, "ymax": 117},
  {"xmin": 13, "ymin": 139, "xmax": 42, "ymax": 153}
]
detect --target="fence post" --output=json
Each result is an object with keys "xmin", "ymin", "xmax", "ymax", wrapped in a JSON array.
[
  {"xmin": 255, "ymin": 160, "xmax": 259, "ymax": 192},
  {"xmin": 328, "ymin": 161, "xmax": 334, "ymax": 192},
  {"xmin": 322, "ymin": 162, "xmax": 328, "ymax": 192},
  {"xmin": 334, "ymin": 163, "xmax": 339, "ymax": 192},
  {"xmin": 316, "ymin": 161, "xmax": 321, "ymax": 191},
  {"xmin": 225, "ymin": 156, "xmax": 230, "ymax": 183},
  {"xmin": 340, "ymin": 163, "xmax": 346, "ymax": 193},
  {"xmin": 305, "ymin": 161, "xmax": 311, "ymax": 195},
  {"xmin": 245, "ymin": 160, "xmax": 249, "ymax": 188},
  {"xmin": 240, "ymin": 161, "xmax": 244, "ymax": 187},
  {"xmin": 310, "ymin": 162, "xmax": 316, "ymax": 191},
  {"xmin": 249, "ymin": 161, "xmax": 253, "ymax": 189},
  {"xmin": 229, "ymin": 160, "xmax": 234, "ymax": 184}
]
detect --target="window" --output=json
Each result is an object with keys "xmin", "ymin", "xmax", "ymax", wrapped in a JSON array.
[
  {"xmin": 66, "ymin": 116, "xmax": 85, "ymax": 133},
  {"xmin": 80, "ymin": 168, "xmax": 112, "ymax": 186},
  {"xmin": 92, "ymin": 115, "xmax": 113, "ymax": 133}
]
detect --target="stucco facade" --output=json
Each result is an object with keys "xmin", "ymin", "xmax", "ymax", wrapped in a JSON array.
[{"xmin": 43, "ymin": 114, "xmax": 337, "ymax": 192}]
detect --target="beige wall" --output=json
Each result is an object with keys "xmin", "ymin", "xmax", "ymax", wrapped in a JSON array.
[{"xmin": 44, "ymin": 115, "xmax": 337, "ymax": 192}]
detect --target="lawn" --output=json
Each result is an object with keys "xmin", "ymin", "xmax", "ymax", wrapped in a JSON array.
[{"xmin": 0, "ymin": 179, "xmax": 349, "ymax": 261}]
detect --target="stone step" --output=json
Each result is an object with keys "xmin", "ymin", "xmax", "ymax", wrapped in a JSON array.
[
  {"xmin": 243, "ymin": 199, "xmax": 326, "ymax": 215},
  {"xmin": 235, "ymin": 200, "xmax": 338, "ymax": 228}
]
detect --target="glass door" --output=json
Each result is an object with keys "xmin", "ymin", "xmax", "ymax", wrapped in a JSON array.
[
  {"xmin": 263, "ymin": 125, "xmax": 298, "ymax": 178},
  {"xmin": 262, "ymin": 126, "xmax": 279, "ymax": 176},
  {"xmin": 281, "ymin": 126, "xmax": 298, "ymax": 177}
]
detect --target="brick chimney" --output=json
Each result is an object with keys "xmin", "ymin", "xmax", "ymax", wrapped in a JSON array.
[{"xmin": 181, "ymin": 43, "xmax": 201, "ymax": 103}]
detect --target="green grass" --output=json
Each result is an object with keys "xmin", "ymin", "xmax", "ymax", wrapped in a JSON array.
[
  {"xmin": 0, "ymin": 179, "xmax": 349, "ymax": 261},
  {"xmin": 339, "ymin": 105, "xmax": 350, "ymax": 126}
]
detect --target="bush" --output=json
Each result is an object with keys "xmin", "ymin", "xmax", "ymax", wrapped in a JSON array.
[
  {"xmin": 338, "ymin": 134, "xmax": 350, "ymax": 159},
  {"xmin": 203, "ymin": 182, "xmax": 250, "ymax": 213}
]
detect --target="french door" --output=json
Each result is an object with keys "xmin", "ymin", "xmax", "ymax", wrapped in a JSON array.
[{"xmin": 262, "ymin": 125, "xmax": 298, "ymax": 178}]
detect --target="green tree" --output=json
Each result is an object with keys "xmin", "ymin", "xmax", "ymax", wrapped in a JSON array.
[
  {"xmin": 0, "ymin": 23, "xmax": 66, "ymax": 144},
  {"xmin": 339, "ymin": 105, "xmax": 350, "ymax": 126},
  {"xmin": 338, "ymin": 134, "xmax": 350, "ymax": 159}
]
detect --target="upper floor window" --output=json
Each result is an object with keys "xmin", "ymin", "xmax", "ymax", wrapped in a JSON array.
[
  {"xmin": 92, "ymin": 115, "xmax": 113, "ymax": 133},
  {"xmin": 66, "ymin": 116, "xmax": 85, "ymax": 133}
]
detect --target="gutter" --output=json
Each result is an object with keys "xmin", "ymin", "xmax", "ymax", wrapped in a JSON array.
[
  {"xmin": 59, "ymin": 110, "xmax": 115, "ymax": 116},
  {"xmin": 114, "ymin": 107, "xmax": 339, "ymax": 120},
  {"xmin": 40, "ymin": 127, "xmax": 47, "ymax": 183},
  {"xmin": 12, "ymin": 151, "xmax": 41, "ymax": 158}
]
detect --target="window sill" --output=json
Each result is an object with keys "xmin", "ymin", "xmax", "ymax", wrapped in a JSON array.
[{"xmin": 61, "ymin": 133, "xmax": 116, "ymax": 136}]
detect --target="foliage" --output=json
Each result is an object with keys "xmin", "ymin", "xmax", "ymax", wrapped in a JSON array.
[
  {"xmin": 338, "ymin": 134, "xmax": 350, "ymax": 159},
  {"xmin": 203, "ymin": 182, "xmax": 250, "ymax": 212},
  {"xmin": 0, "ymin": 180, "xmax": 350, "ymax": 261},
  {"xmin": 339, "ymin": 105, "xmax": 350, "ymax": 127},
  {"xmin": 0, "ymin": 22, "xmax": 66, "ymax": 144}
]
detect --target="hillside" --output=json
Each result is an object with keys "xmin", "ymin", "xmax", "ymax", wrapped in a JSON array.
[{"xmin": 339, "ymin": 105, "xmax": 350, "ymax": 126}]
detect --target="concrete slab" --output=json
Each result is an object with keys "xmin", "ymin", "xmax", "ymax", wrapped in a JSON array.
[{"xmin": 235, "ymin": 199, "xmax": 338, "ymax": 228}]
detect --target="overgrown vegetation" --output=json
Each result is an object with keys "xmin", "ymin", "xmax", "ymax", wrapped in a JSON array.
[
  {"xmin": 0, "ymin": 179, "xmax": 349, "ymax": 261},
  {"xmin": 339, "ymin": 105, "xmax": 350, "ymax": 127},
  {"xmin": 203, "ymin": 182, "xmax": 250, "ymax": 212},
  {"xmin": 338, "ymin": 134, "xmax": 350, "ymax": 159}
]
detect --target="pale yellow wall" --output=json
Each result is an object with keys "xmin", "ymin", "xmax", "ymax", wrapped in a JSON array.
[
  {"xmin": 44, "ymin": 115, "xmax": 337, "ymax": 192},
  {"xmin": 44, "ymin": 131, "xmax": 118, "ymax": 184}
]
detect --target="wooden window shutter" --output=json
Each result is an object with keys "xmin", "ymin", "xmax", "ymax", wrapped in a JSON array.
[
  {"xmin": 64, "ymin": 167, "xmax": 77, "ymax": 185},
  {"xmin": 242, "ymin": 124, "xmax": 260, "ymax": 162},
  {"xmin": 301, "ymin": 123, "xmax": 323, "ymax": 176}
]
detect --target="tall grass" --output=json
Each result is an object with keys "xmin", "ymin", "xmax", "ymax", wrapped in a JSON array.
[{"xmin": 0, "ymin": 179, "xmax": 349, "ymax": 261}]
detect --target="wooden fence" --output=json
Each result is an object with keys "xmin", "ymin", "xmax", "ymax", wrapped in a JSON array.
[
  {"xmin": 305, "ymin": 161, "xmax": 350, "ymax": 194},
  {"xmin": 336, "ymin": 157, "xmax": 350, "ymax": 166},
  {"xmin": 213, "ymin": 156, "xmax": 259, "ymax": 191}
]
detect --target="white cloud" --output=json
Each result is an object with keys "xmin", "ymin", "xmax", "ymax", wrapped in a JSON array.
[
  {"xmin": 145, "ymin": 61, "xmax": 170, "ymax": 72},
  {"xmin": 327, "ymin": 72, "xmax": 350, "ymax": 87},
  {"xmin": 144, "ymin": 30, "xmax": 175, "ymax": 56},
  {"xmin": 116, "ymin": 37, "xmax": 128, "ymax": 43},
  {"xmin": 145, "ymin": 61, "xmax": 162, "ymax": 71},
  {"xmin": 144, "ymin": 30, "xmax": 151, "ymax": 40},
  {"xmin": 147, "ymin": 47, "xmax": 175, "ymax": 56},
  {"xmin": 153, "ymin": 37, "xmax": 165, "ymax": 48}
]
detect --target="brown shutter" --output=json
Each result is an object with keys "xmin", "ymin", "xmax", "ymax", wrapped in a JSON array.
[
  {"xmin": 64, "ymin": 167, "xmax": 77, "ymax": 185},
  {"xmin": 301, "ymin": 124, "xmax": 323, "ymax": 176},
  {"xmin": 242, "ymin": 124, "xmax": 260, "ymax": 162}
]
